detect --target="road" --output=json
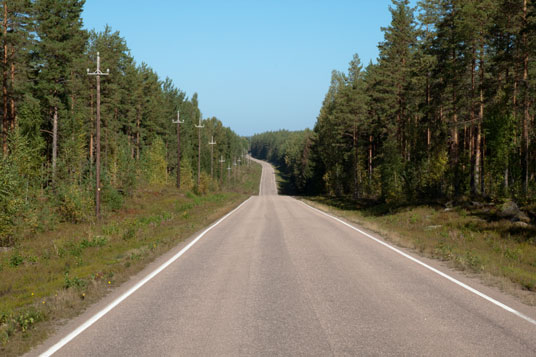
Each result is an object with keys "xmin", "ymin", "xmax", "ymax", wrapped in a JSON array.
[{"xmin": 33, "ymin": 160, "xmax": 536, "ymax": 356}]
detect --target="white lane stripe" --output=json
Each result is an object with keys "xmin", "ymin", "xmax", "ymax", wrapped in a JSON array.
[
  {"xmin": 41, "ymin": 197, "xmax": 253, "ymax": 357},
  {"xmin": 299, "ymin": 200, "xmax": 536, "ymax": 327}
]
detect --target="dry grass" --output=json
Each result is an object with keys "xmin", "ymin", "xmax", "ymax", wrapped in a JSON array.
[
  {"xmin": 302, "ymin": 197, "xmax": 536, "ymax": 306},
  {"xmin": 0, "ymin": 163, "xmax": 261, "ymax": 356}
]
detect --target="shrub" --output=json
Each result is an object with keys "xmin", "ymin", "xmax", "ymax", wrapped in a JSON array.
[
  {"xmin": 56, "ymin": 185, "xmax": 94, "ymax": 223},
  {"xmin": 196, "ymin": 172, "xmax": 212, "ymax": 195},
  {"xmin": 180, "ymin": 158, "xmax": 194, "ymax": 191},
  {"xmin": 141, "ymin": 137, "xmax": 168, "ymax": 186},
  {"xmin": 101, "ymin": 184, "xmax": 124, "ymax": 212}
]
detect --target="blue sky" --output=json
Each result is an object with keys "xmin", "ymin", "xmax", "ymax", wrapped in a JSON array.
[{"xmin": 83, "ymin": 0, "xmax": 417, "ymax": 136}]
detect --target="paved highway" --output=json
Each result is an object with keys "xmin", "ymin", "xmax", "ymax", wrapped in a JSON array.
[{"xmin": 33, "ymin": 159, "xmax": 536, "ymax": 356}]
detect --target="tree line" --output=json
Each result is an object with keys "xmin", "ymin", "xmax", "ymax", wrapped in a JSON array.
[
  {"xmin": 252, "ymin": 0, "xmax": 536, "ymax": 204},
  {"xmin": 0, "ymin": 0, "xmax": 247, "ymax": 245}
]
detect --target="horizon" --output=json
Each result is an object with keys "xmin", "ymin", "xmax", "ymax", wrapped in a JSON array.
[{"xmin": 82, "ymin": 0, "xmax": 418, "ymax": 137}]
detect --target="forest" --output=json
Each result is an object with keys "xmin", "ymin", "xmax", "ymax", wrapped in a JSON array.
[
  {"xmin": 251, "ymin": 0, "xmax": 536, "ymax": 206},
  {"xmin": 0, "ymin": 0, "xmax": 248, "ymax": 246}
]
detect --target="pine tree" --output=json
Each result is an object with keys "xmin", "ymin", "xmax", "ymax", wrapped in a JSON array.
[
  {"xmin": 33, "ymin": 0, "xmax": 87, "ymax": 184},
  {"xmin": 0, "ymin": 0, "xmax": 32, "ymax": 154}
]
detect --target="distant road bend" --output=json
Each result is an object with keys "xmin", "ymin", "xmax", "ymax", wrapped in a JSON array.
[{"xmin": 35, "ymin": 159, "xmax": 536, "ymax": 356}]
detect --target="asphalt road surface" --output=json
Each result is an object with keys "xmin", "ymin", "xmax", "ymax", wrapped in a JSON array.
[{"xmin": 33, "ymin": 159, "xmax": 536, "ymax": 356}]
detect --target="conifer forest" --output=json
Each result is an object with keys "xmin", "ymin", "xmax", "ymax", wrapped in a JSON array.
[
  {"xmin": 0, "ymin": 0, "xmax": 247, "ymax": 246},
  {"xmin": 2, "ymin": 1, "xmax": 536, "ymax": 355},
  {"xmin": 251, "ymin": 0, "xmax": 536, "ymax": 206}
]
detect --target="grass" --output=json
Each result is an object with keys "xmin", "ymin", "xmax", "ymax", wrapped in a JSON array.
[
  {"xmin": 301, "ymin": 196, "xmax": 536, "ymax": 306},
  {"xmin": 0, "ymin": 163, "xmax": 261, "ymax": 356}
]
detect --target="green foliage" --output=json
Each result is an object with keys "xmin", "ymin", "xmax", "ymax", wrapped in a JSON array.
[
  {"xmin": 419, "ymin": 150, "xmax": 448, "ymax": 197},
  {"xmin": 0, "ymin": 309, "xmax": 44, "ymax": 342},
  {"xmin": 141, "ymin": 137, "xmax": 168, "ymax": 186},
  {"xmin": 56, "ymin": 185, "xmax": 94, "ymax": 223},
  {"xmin": 252, "ymin": 0, "xmax": 536, "ymax": 205},
  {"xmin": 9, "ymin": 253, "xmax": 24, "ymax": 268},
  {"xmin": 101, "ymin": 185, "xmax": 124, "ymax": 212},
  {"xmin": 0, "ymin": 129, "xmax": 40, "ymax": 245},
  {"xmin": 380, "ymin": 136, "xmax": 404, "ymax": 202},
  {"xmin": 180, "ymin": 158, "xmax": 195, "ymax": 192},
  {"xmin": 63, "ymin": 272, "xmax": 87, "ymax": 290},
  {"xmin": 80, "ymin": 236, "xmax": 108, "ymax": 248},
  {"xmin": 250, "ymin": 129, "xmax": 316, "ymax": 194},
  {"xmin": 0, "ymin": 4, "xmax": 247, "ymax": 246},
  {"xmin": 196, "ymin": 172, "xmax": 213, "ymax": 195}
]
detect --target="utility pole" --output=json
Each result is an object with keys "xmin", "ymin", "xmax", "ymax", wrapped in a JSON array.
[
  {"xmin": 208, "ymin": 136, "xmax": 216, "ymax": 178},
  {"xmin": 219, "ymin": 155, "xmax": 225, "ymax": 183},
  {"xmin": 194, "ymin": 115, "xmax": 204, "ymax": 187},
  {"xmin": 87, "ymin": 52, "xmax": 109, "ymax": 220},
  {"xmin": 172, "ymin": 110, "xmax": 184, "ymax": 189}
]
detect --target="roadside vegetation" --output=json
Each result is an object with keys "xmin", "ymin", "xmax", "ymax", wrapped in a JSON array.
[
  {"xmin": 0, "ymin": 162, "xmax": 261, "ymax": 356},
  {"xmin": 250, "ymin": 0, "xmax": 536, "ymax": 304},
  {"xmin": 0, "ymin": 1, "xmax": 260, "ymax": 355},
  {"xmin": 1, "ymin": 1, "xmax": 251, "ymax": 248}
]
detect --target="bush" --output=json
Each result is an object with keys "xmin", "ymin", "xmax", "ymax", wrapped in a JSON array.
[
  {"xmin": 101, "ymin": 185, "xmax": 124, "ymax": 212},
  {"xmin": 0, "ymin": 129, "xmax": 40, "ymax": 245},
  {"xmin": 56, "ymin": 185, "xmax": 94, "ymax": 223},
  {"xmin": 141, "ymin": 137, "xmax": 168, "ymax": 186},
  {"xmin": 180, "ymin": 158, "xmax": 194, "ymax": 191},
  {"xmin": 196, "ymin": 172, "xmax": 212, "ymax": 195}
]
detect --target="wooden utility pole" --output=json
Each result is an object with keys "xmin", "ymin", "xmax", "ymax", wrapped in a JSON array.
[
  {"xmin": 172, "ymin": 110, "xmax": 184, "ymax": 189},
  {"xmin": 208, "ymin": 136, "xmax": 216, "ymax": 178},
  {"xmin": 87, "ymin": 52, "xmax": 109, "ymax": 220},
  {"xmin": 194, "ymin": 115, "xmax": 204, "ymax": 187}
]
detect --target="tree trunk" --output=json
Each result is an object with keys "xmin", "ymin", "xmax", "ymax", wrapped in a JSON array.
[
  {"xmin": 368, "ymin": 135, "xmax": 373, "ymax": 182},
  {"xmin": 353, "ymin": 121, "xmax": 359, "ymax": 200},
  {"xmin": 52, "ymin": 106, "xmax": 58, "ymax": 184},
  {"xmin": 2, "ymin": 1, "xmax": 8, "ymax": 155},
  {"xmin": 522, "ymin": 0, "xmax": 529, "ymax": 195},
  {"xmin": 89, "ymin": 92, "xmax": 94, "ymax": 163},
  {"xmin": 451, "ymin": 48, "xmax": 460, "ymax": 195},
  {"xmin": 504, "ymin": 166, "xmax": 509, "ymax": 192},
  {"xmin": 479, "ymin": 44, "xmax": 485, "ymax": 196},
  {"xmin": 470, "ymin": 44, "xmax": 479, "ymax": 196},
  {"xmin": 176, "ymin": 121, "xmax": 181, "ymax": 189},
  {"xmin": 90, "ymin": 134, "xmax": 93, "ymax": 163},
  {"xmin": 9, "ymin": 47, "xmax": 15, "ymax": 130},
  {"xmin": 426, "ymin": 69, "xmax": 431, "ymax": 159},
  {"xmin": 136, "ymin": 105, "xmax": 141, "ymax": 161},
  {"xmin": 197, "ymin": 127, "xmax": 201, "ymax": 187},
  {"xmin": 513, "ymin": 80, "xmax": 517, "ymax": 146}
]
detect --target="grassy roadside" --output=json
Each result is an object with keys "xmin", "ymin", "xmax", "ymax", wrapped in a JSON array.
[
  {"xmin": 301, "ymin": 196, "xmax": 536, "ymax": 306},
  {"xmin": 0, "ymin": 163, "xmax": 261, "ymax": 356}
]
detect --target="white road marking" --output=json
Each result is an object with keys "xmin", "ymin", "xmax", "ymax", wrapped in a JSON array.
[
  {"xmin": 300, "ymin": 200, "xmax": 536, "ymax": 327},
  {"xmin": 40, "ymin": 197, "xmax": 253, "ymax": 357}
]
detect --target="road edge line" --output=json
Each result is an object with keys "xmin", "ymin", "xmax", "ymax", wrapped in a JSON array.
[
  {"xmin": 40, "ymin": 196, "xmax": 253, "ymax": 357},
  {"xmin": 299, "ymin": 200, "xmax": 536, "ymax": 327}
]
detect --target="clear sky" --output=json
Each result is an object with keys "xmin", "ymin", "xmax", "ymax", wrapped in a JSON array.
[{"xmin": 83, "ymin": 0, "xmax": 417, "ymax": 136}]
